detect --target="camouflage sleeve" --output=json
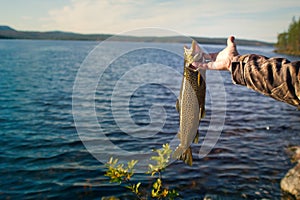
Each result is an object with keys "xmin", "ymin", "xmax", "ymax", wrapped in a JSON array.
[{"xmin": 231, "ymin": 54, "xmax": 300, "ymax": 109}]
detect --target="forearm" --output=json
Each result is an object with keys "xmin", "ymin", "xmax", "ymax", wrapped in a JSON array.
[{"xmin": 231, "ymin": 54, "xmax": 300, "ymax": 109}]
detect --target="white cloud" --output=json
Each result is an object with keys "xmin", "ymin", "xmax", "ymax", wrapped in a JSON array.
[
  {"xmin": 43, "ymin": 0, "xmax": 197, "ymax": 34},
  {"xmin": 42, "ymin": 0, "xmax": 300, "ymax": 42}
]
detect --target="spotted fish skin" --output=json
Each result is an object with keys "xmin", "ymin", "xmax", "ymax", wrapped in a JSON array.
[{"xmin": 173, "ymin": 40, "xmax": 206, "ymax": 166}]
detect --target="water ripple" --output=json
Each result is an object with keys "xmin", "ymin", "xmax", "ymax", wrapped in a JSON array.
[{"xmin": 0, "ymin": 40, "xmax": 299, "ymax": 199}]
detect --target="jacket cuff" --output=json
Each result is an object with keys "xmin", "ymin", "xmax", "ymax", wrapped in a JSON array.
[{"xmin": 231, "ymin": 58, "xmax": 246, "ymax": 86}]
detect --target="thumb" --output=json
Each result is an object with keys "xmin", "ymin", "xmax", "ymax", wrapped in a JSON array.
[{"xmin": 227, "ymin": 36, "xmax": 236, "ymax": 47}]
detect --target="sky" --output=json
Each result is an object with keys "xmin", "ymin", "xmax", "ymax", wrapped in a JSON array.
[{"xmin": 0, "ymin": 0, "xmax": 299, "ymax": 42}]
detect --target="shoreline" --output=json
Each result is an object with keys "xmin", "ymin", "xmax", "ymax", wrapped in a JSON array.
[
  {"xmin": 0, "ymin": 26, "xmax": 274, "ymax": 47},
  {"xmin": 274, "ymin": 49, "xmax": 300, "ymax": 56}
]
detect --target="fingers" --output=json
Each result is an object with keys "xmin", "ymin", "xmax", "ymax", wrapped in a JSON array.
[
  {"xmin": 190, "ymin": 35, "xmax": 237, "ymax": 71},
  {"xmin": 192, "ymin": 61, "xmax": 216, "ymax": 70},
  {"xmin": 192, "ymin": 61, "xmax": 208, "ymax": 70},
  {"xmin": 208, "ymin": 52, "xmax": 219, "ymax": 61},
  {"xmin": 193, "ymin": 59, "xmax": 230, "ymax": 71}
]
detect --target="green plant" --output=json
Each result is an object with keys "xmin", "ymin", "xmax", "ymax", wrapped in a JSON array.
[
  {"xmin": 148, "ymin": 143, "xmax": 173, "ymax": 177},
  {"xmin": 105, "ymin": 158, "xmax": 142, "ymax": 198},
  {"xmin": 104, "ymin": 143, "xmax": 179, "ymax": 199},
  {"xmin": 105, "ymin": 158, "xmax": 138, "ymax": 184}
]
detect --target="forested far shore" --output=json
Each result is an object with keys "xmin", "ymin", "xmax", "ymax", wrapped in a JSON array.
[{"xmin": 276, "ymin": 17, "xmax": 300, "ymax": 56}]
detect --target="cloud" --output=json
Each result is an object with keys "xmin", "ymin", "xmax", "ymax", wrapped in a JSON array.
[
  {"xmin": 44, "ymin": 0, "xmax": 197, "ymax": 34},
  {"xmin": 42, "ymin": 0, "xmax": 300, "ymax": 41}
]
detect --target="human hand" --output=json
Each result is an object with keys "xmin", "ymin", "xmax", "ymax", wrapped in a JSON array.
[{"xmin": 192, "ymin": 36, "xmax": 239, "ymax": 71}]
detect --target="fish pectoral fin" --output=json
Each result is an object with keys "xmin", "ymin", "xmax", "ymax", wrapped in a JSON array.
[
  {"xmin": 199, "ymin": 108, "xmax": 206, "ymax": 120},
  {"xmin": 193, "ymin": 130, "xmax": 199, "ymax": 144},
  {"xmin": 175, "ymin": 99, "xmax": 180, "ymax": 113},
  {"xmin": 198, "ymin": 71, "xmax": 201, "ymax": 86}
]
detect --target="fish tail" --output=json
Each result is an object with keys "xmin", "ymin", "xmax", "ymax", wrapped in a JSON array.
[
  {"xmin": 183, "ymin": 147, "xmax": 193, "ymax": 166},
  {"xmin": 173, "ymin": 146, "xmax": 193, "ymax": 166}
]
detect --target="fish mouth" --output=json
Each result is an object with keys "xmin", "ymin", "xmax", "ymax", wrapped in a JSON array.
[
  {"xmin": 186, "ymin": 63, "xmax": 200, "ymax": 72},
  {"xmin": 186, "ymin": 58, "xmax": 211, "ymax": 72}
]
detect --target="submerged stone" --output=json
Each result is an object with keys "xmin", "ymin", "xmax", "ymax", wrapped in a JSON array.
[{"xmin": 281, "ymin": 146, "xmax": 300, "ymax": 199}]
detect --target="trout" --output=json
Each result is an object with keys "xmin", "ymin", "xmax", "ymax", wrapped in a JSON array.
[{"xmin": 173, "ymin": 40, "xmax": 206, "ymax": 166}]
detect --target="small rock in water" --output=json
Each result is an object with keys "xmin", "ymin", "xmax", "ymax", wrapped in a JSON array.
[{"xmin": 281, "ymin": 146, "xmax": 300, "ymax": 199}]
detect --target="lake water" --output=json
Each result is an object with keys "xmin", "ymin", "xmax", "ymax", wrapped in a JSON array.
[{"xmin": 0, "ymin": 39, "xmax": 299, "ymax": 199}]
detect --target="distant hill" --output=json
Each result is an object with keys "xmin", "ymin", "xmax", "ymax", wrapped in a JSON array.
[
  {"xmin": 0, "ymin": 25, "xmax": 274, "ymax": 47},
  {"xmin": 0, "ymin": 25, "xmax": 16, "ymax": 31},
  {"xmin": 0, "ymin": 25, "xmax": 112, "ymax": 40}
]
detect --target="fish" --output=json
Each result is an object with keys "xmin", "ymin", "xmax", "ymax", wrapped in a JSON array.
[{"xmin": 173, "ymin": 40, "xmax": 206, "ymax": 166}]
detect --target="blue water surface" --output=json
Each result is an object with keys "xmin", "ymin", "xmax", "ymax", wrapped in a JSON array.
[{"xmin": 0, "ymin": 39, "xmax": 299, "ymax": 199}]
